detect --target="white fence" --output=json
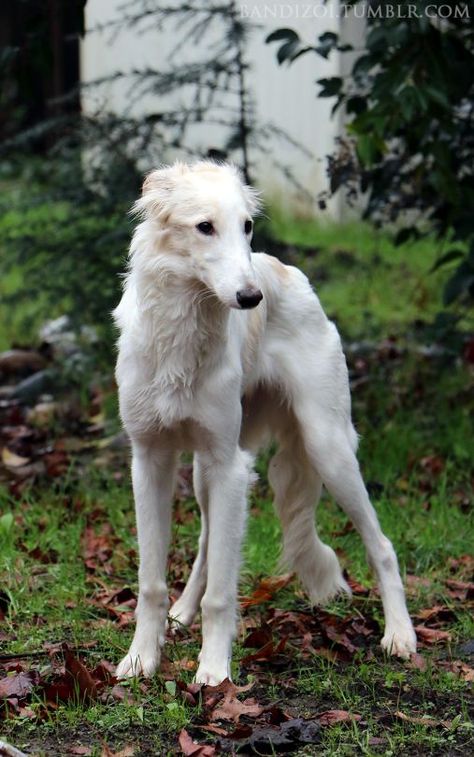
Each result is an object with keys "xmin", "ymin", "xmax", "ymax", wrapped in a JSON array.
[{"xmin": 81, "ymin": 1, "xmax": 364, "ymax": 217}]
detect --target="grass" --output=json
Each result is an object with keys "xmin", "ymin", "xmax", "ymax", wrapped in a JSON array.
[
  {"xmin": 262, "ymin": 208, "xmax": 472, "ymax": 339},
  {"xmin": 0, "ymin": 212, "xmax": 473, "ymax": 755}
]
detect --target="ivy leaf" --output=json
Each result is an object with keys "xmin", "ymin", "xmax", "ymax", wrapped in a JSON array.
[
  {"xmin": 315, "ymin": 31, "xmax": 339, "ymax": 59},
  {"xmin": 356, "ymin": 134, "xmax": 379, "ymax": 166},
  {"xmin": 346, "ymin": 96, "xmax": 367, "ymax": 115},
  {"xmin": 276, "ymin": 39, "xmax": 303, "ymax": 65},
  {"xmin": 265, "ymin": 28, "xmax": 299, "ymax": 44},
  {"xmin": 316, "ymin": 77, "xmax": 343, "ymax": 98}
]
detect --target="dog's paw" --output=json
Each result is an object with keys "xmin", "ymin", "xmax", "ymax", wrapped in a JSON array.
[
  {"xmin": 116, "ymin": 649, "xmax": 159, "ymax": 679},
  {"xmin": 168, "ymin": 601, "xmax": 197, "ymax": 632},
  {"xmin": 194, "ymin": 666, "xmax": 230, "ymax": 687},
  {"xmin": 194, "ymin": 657, "xmax": 230, "ymax": 686},
  {"xmin": 381, "ymin": 627, "xmax": 417, "ymax": 659}
]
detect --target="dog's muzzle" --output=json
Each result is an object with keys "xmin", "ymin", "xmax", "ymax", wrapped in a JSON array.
[{"xmin": 236, "ymin": 288, "xmax": 263, "ymax": 309}]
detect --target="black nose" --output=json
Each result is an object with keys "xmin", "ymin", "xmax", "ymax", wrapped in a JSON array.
[{"xmin": 236, "ymin": 288, "xmax": 263, "ymax": 309}]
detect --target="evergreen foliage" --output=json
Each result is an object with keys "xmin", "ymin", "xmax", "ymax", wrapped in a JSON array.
[
  {"xmin": 267, "ymin": 0, "xmax": 474, "ymax": 308},
  {"xmin": 0, "ymin": 1, "xmax": 303, "ymax": 342}
]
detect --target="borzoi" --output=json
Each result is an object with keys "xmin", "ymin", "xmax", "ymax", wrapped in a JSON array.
[{"xmin": 113, "ymin": 161, "xmax": 416, "ymax": 685}]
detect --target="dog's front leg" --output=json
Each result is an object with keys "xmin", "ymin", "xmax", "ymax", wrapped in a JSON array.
[
  {"xmin": 194, "ymin": 448, "xmax": 252, "ymax": 686},
  {"xmin": 116, "ymin": 442, "xmax": 177, "ymax": 678}
]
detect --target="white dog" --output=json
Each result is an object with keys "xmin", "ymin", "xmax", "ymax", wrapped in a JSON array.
[{"xmin": 113, "ymin": 161, "xmax": 416, "ymax": 685}]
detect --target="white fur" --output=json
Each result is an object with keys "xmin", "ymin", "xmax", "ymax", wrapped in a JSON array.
[{"xmin": 113, "ymin": 161, "xmax": 416, "ymax": 685}]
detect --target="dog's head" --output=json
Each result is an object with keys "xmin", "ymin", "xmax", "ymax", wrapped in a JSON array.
[{"xmin": 133, "ymin": 161, "xmax": 263, "ymax": 310}]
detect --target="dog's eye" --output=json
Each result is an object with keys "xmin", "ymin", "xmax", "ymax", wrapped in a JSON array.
[
  {"xmin": 196, "ymin": 221, "xmax": 214, "ymax": 236},
  {"xmin": 244, "ymin": 219, "xmax": 253, "ymax": 235}
]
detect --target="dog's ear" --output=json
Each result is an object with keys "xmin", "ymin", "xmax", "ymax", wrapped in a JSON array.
[
  {"xmin": 141, "ymin": 168, "xmax": 173, "ymax": 197},
  {"xmin": 228, "ymin": 164, "xmax": 262, "ymax": 216},
  {"xmin": 243, "ymin": 184, "xmax": 262, "ymax": 216},
  {"xmin": 133, "ymin": 164, "xmax": 186, "ymax": 221}
]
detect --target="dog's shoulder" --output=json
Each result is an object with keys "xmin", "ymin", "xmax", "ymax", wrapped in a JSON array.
[{"xmin": 252, "ymin": 252, "xmax": 320, "ymax": 307}]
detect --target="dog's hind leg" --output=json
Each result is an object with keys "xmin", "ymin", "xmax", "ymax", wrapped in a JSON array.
[
  {"xmin": 169, "ymin": 456, "xmax": 208, "ymax": 628},
  {"xmin": 294, "ymin": 402, "xmax": 416, "ymax": 658},
  {"xmin": 269, "ymin": 436, "xmax": 350, "ymax": 605}
]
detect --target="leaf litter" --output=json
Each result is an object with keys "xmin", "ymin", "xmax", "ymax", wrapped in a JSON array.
[{"xmin": 1, "ymin": 343, "xmax": 473, "ymax": 754}]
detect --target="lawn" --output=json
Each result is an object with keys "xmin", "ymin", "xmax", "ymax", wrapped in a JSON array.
[{"xmin": 0, "ymin": 214, "xmax": 473, "ymax": 756}]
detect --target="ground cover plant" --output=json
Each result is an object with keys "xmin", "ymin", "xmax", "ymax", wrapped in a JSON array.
[{"xmin": 0, "ymin": 219, "xmax": 473, "ymax": 756}]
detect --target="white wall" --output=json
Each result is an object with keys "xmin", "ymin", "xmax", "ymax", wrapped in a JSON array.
[{"xmin": 81, "ymin": 1, "xmax": 351, "ymax": 217}]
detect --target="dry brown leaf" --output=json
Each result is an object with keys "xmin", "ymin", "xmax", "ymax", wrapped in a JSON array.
[
  {"xmin": 319, "ymin": 710, "xmax": 362, "ymax": 726},
  {"xmin": 414, "ymin": 625, "xmax": 452, "ymax": 644},
  {"xmin": 415, "ymin": 605, "xmax": 455, "ymax": 623},
  {"xmin": 395, "ymin": 710, "xmax": 452, "ymax": 729},
  {"xmin": 240, "ymin": 574, "xmax": 293, "ymax": 608},
  {"xmin": 407, "ymin": 653, "xmax": 428, "ymax": 671},
  {"xmin": 64, "ymin": 647, "xmax": 98, "ymax": 700},
  {"xmin": 405, "ymin": 574, "xmax": 433, "ymax": 594},
  {"xmin": 0, "ymin": 672, "xmax": 34, "ymax": 699},
  {"xmin": 178, "ymin": 729, "xmax": 216, "ymax": 756},
  {"xmin": 101, "ymin": 745, "xmax": 135, "ymax": 757},
  {"xmin": 440, "ymin": 660, "xmax": 474, "ymax": 681},
  {"xmin": 203, "ymin": 679, "xmax": 263, "ymax": 723},
  {"xmin": 445, "ymin": 578, "xmax": 474, "ymax": 594},
  {"xmin": 101, "ymin": 744, "xmax": 135, "ymax": 757}
]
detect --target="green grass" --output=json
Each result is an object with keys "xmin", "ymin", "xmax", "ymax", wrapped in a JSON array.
[
  {"xmin": 1, "ymin": 354, "xmax": 472, "ymax": 755},
  {"xmin": 263, "ymin": 208, "xmax": 468, "ymax": 339},
  {"xmin": 0, "ymin": 210, "xmax": 473, "ymax": 755}
]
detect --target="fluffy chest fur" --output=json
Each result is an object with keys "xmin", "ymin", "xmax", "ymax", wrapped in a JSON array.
[{"xmin": 114, "ymin": 272, "xmax": 262, "ymax": 435}]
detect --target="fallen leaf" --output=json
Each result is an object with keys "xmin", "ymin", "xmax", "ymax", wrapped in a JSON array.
[
  {"xmin": 419, "ymin": 455, "xmax": 445, "ymax": 476},
  {"xmin": 445, "ymin": 578, "xmax": 474, "ymax": 598},
  {"xmin": 407, "ymin": 653, "xmax": 428, "ymax": 671},
  {"xmin": 240, "ymin": 636, "xmax": 288, "ymax": 665},
  {"xmin": 439, "ymin": 660, "xmax": 474, "ymax": 682},
  {"xmin": 91, "ymin": 660, "xmax": 116, "ymax": 684},
  {"xmin": 178, "ymin": 728, "xmax": 216, "ymax": 756},
  {"xmin": 0, "ymin": 672, "xmax": 35, "ymax": 699},
  {"xmin": 395, "ymin": 710, "xmax": 452, "ymax": 729},
  {"xmin": 203, "ymin": 679, "xmax": 263, "ymax": 723},
  {"xmin": 101, "ymin": 745, "xmax": 135, "ymax": 757},
  {"xmin": 64, "ymin": 646, "xmax": 98, "ymax": 700},
  {"xmin": 323, "ymin": 626, "xmax": 358, "ymax": 655},
  {"xmin": 405, "ymin": 574, "xmax": 433, "ymax": 594},
  {"xmin": 415, "ymin": 605, "xmax": 455, "ymax": 623},
  {"xmin": 318, "ymin": 709, "xmax": 362, "ymax": 726},
  {"xmin": 414, "ymin": 625, "xmax": 452, "ymax": 644},
  {"xmin": 243, "ymin": 624, "xmax": 273, "ymax": 649},
  {"xmin": 44, "ymin": 449, "xmax": 69, "ymax": 477},
  {"xmin": 346, "ymin": 576, "xmax": 370, "ymax": 596},
  {"xmin": 448, "ymin": 554, "xmax": 474, "ymax": 577},
  {"xmin": 240, "ymin": 574, "xmax": 293, "ymax": 608},
  {"xmin": 1, "ymin": 448, "xmax": 31, "ymax": 468},
  {"xmin": 69, "ymin": 747, "xmax": 93, "ymax": 756},
  {"xmin": 197, "ymin": 724, "xmax": 229, "ymax": 737}
]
